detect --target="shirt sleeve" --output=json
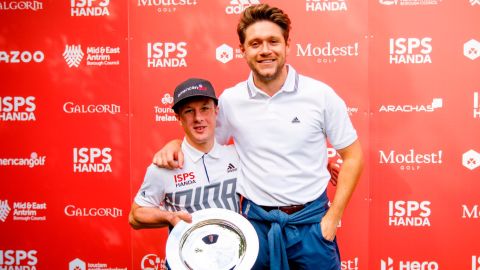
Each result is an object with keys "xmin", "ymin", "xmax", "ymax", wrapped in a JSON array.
[
  {"xmin": 134, "ymin": 164, "xmax": 166, "ymax": 207},
  {"xmin": 215, "ymin": 94, "xmax": 232, "ymax": 145},
  {"xmin": 324, "ymin": 89, "xmax": 358, "ymax": 150}
]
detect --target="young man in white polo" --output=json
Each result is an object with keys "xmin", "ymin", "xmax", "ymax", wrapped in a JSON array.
[{"xmin": 129, "ymin": 78, "xmax": 239, "ymax": 229}]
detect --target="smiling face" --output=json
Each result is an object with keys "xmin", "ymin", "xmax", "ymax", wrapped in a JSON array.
[
  {"xmin": 175, "ymin": 97, "xmax": 218, "ymax": 153},
  {"xmin": 241, "ymin": 20, "xmax": 290, "ymax": 85}
]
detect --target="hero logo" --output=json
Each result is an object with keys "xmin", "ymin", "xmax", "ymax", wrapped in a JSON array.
[
  {"xmin": 473, "ymin": 256, "xmax": 480, "ymax": 270},
  {"xmin": 389, "ymin": 201, "xmax": 431, "ymax": 227},
  {"xmin": 147, "ymin": 42, "xmax": 187, "ymax": 68},
  {"xmin": 0, "ymin": 50, "xmax": 44, "ymax": 63},
  {"xmin": 70, "ymin": 0, "xmax": 110, "ymax": 16},
  {"xmin": 389, "ymin": 37, "xmax": 432, "ymax": 64},
  {"xmin": 73, "ymin": 147, "xmax": 112, "ymax": 173},
  {"xmin": 381, "ymin": 257, "xmax": 439, "ymax": 270},
  {"xmin": 140, "ymin": 254, "xmax": 166, "ymax": 270},
  {"xmin": 0, "ymin": 250, "xmax": 38, "ymax": 269},
  {"xmin": 379, "ymin": 149, "xmax": 443, "ymax": 171},
  {"xmin": 174, "ymin": 172, "xmax": 196, "ymax": 187},
  {"xmin": 306, "ymin": 0, "xmax": 348, "ymax": 12},
  {"xmin": 226, "ymin": 0, "xmax": 260, "ymax": 14},
  {"xmin": 379, "ymin": 98, "xmax": 442, "ymax": 113},
  {"xmin": 462, "ymin": 204, "xmax": 480, "ymax": 219},
  {"xmin": 0, "ymin": 96, "xmax": 36, "ymax": 122}
]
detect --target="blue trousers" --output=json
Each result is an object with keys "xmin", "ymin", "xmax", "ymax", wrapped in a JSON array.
[{"xmin": 241, "ymin": 197, "xmax": 341, "ymax": 270}]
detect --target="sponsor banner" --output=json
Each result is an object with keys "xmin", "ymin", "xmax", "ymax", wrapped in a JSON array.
[
  {"xmin": 388, "ymin": 200, "xmax": 431, "ymax": 227},
  {"xmin": 389, "ymin": 37, "xmax": 432, "ymax": 65},
  {"xmin": 64, "ymin": 205, "xmax": 123, "ymax": 218},
  {"xmin": 296, "ymin": 41, "xmax": 360, "ymax": 64},
  {"xmin": 0, "ymin": 51, "xmax": 44, "ymax": 64},
  {"xmin": 0, "ymin": 200, "xmax": 47, "ymax": 222},
  {"xmin": 379, "ymin": 0, "xmax": 442, "ymax": 6},
  {"xmin": 305, "ymin": 0, "xmax": 348, "ymax": 12},
  {"xmin": 0, "ymin": 0, "xmax": 43, "ymax": 11},
  {"xmin": 378, "ymin": 98, "xmax": 442, "ymax": 113},
  {"xmin": 63, "ymin": 44, "xmax": 121, "ymax": 68},
  {"xmin": 471, "ymin": 0, "xmax": 480, "ymax": 6},
  {"xmin": 0, "ymin": 250, "xmax": 38, "ymax": 268},
  {"xmin": 69, "ymin": 258, "xmax": 127, "ymax": 270},
  {"xmin": 63, "ymin": 102, "xmax": 121, "ymax": 115},
  {"xmin": 378, "ymin": 149, "xmax": 443, "ymax": 171},
  {"xmin": 146, "ymin": 42, "xmax": 187, "ymax": 68},
  {"xmin": 473, "ymin": 256, "xmax": 480, "ymax": 270},
  {"xmin": 137, "ymin": 0, "xmax": 197, "ymax": 13},
  {"xmin": 380, "ymin": 257, "xmax": 439, "ymax": 270},
  {"xmin": 73, "ymin": 147, "xmax": 112, "ymax": 173},
  {"xmin": 70, "ymin": 0, "xmax": 110, "ymax": 16},
  {"xmin": 140, "ymin": 254, "xmax": 166, "ymax": 270},
  {"xmin": 154, "ymin": 93, "xmax": 176, "ymax": 122},
  {"xmin": 0, "ymin": 152, "xmax": 46, "ymax": 168}
]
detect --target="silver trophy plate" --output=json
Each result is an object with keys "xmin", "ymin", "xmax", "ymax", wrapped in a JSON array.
[{"xmin": 166, "ymin": 208, "xmax": 259, "ymax": 270}]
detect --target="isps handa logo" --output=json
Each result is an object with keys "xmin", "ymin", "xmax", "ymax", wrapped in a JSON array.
[
  {"xmin": 146, "ymin": 42, "xmax": 187, "ymax": 68},
  {"xmin": 70, "ymin": 0, "xmax": 110, "ymax": 16},
  {"xmin": 389, "ymin": 37, "xmax": 432, "ymax": 64},
  {"xmin": 388, "ymin": 200, "xmax": 431, "ymax": 227},
  {"xmin": 0, "ymin": 96, "xmax": 36, "ymax": 122},
  {"xmin": 73, "ymin": 147, "xmax": 112, "ymax": 173},
  {"xmin": 0, "ymin": 250, "xmax": 38, "ymax": 269}
]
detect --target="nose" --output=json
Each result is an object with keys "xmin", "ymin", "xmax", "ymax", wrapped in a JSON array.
[
  {"xmin": 193, "ymin": 110, "xmax": 203, "ymax": 122},
  {"xmin": 260, "ymin": 42, "xmax": 271, "ymax": 54}
]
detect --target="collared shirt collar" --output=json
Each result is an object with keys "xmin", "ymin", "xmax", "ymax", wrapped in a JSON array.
[
  {"xmin": 182, "ymin": 138, "xmax": 221, "ymax": 163},
  {"xmin": 247, "ymin": 64, "xmax": 299, "ymax": 98}
]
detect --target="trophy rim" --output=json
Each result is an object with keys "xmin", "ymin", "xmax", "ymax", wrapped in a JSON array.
[{"xmin": 166, "ymin": 208, "xmax": 259, "ymax": 270}]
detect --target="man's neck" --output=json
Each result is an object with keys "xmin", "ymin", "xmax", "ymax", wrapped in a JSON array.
[{"xmin": 253, "ymin": 65, "xmax": 289, "ymax": 97}]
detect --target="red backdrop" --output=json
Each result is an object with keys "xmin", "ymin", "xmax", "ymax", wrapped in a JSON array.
[{"xmin": 1, "ymin": 0, "xmax": 479, "ymax": 269}]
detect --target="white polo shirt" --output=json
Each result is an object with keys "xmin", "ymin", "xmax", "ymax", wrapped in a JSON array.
[
  {"xmin": 134, "ymin": 139, "xmax": 240, "ymax": 213},
  {"xmin": 216, "ymin": 65, "xmax": 357, "ymax": 206}
]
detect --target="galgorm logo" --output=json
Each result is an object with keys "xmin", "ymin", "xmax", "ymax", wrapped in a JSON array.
[
  {"xmin": 147, "ymin": 42, "xmax": 187, "ymax": 68},
  {"xmin": 0, "ymin": 50, "xmax": 44, "ymax": 63},
  {"xmin": 388, "ymin": 200, "xmax": 431, "ymax": 227},
  {"xmin": 225, "ymin": 0, "xmax": 260, "ymax": 14},
  {"xmin": 462, "ymin": 204, "xmax": 479, "ymax": 219},
  {"xmin": 174, "ymin": 172, "xmax": 196, "ymax": 187},
  {"xmin": 73, "ymin": 147, "xmax": 112, "ymax": 173},
  {"xmin": 0, "ymin": 0, "xmax": 43, "ymax": 11},
  {"xmin": 379, "ymin": 149, "xmax": 442, "ymax": 171},
  {"xmin": 305, "ymin": 0, "xmax": 348, "ymax": 12},
  {"xmin": 381, "ymin": 257, "xmax": 439, "ymax": 270},
  {"xmin": 0, "ymin": 250, "xmax": 38, "ymax": 268},
  {"xmin": 296, "ymin": 41, "xmax": 359, "ymax": 64},
  {"xmin": 0, "ymin": 96, "xmax": 36, "ymax": 121},
  {"xmin": 389, "ymin": 37, "xmax": 432, "ymax": 64},
  {"xmin": 64, "ymin": 205, "xmax": 123, "ymax": 218},
  {"xmin": 63, "ymin": 102, "xmax": 121, "ymax": 114},
  {"xmin": 70, "ymin": 0, "xmax": 110, "ymax": 16},
  {"xmin": 379, "ymin": 98, "xmax": 442, "ymax": 113}
]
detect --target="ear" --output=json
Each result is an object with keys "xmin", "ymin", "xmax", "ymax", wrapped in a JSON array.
[{"xmin": 239, "ymin": 44, "xmax": 246, "ymax": 57}]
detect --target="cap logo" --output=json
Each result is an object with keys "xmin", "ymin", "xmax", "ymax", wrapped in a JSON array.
[
  {"xmin": 177, "ymin": 84, "xmax": 207, "ymax": 98},
  {"xmin": 198, "ymin": 84, "xmax": 207, "ymax": 91}
]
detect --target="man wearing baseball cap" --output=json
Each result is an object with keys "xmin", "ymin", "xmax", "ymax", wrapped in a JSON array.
[{"xmin": 129, "ymin": 78, "xmax": 240, "ymax": 229}]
